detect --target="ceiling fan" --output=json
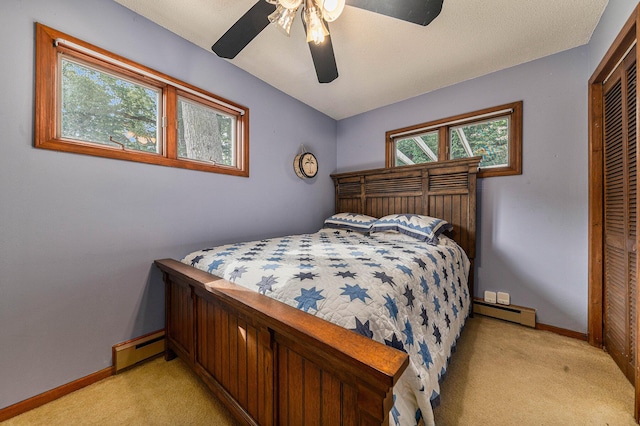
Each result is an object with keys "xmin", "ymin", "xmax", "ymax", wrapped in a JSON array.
[{"xmin": 212, "ymin": 0, "xmax": 444, "ymax": 83}]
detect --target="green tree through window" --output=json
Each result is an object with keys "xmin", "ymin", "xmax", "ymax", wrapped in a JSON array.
[
  {"xmin": 386, "ymin": 102, "xmax": 522, "ymax": 178},
  {"xmin": 395, "ymin": 131, "xmax": 438, "ymax": 166},
  {"xmin": 450, "ymin": 118, "xmax": 509, "ymax": 168},
  {"xmin": 61, "ymin": 59, "xmax": 160, "ymax": 153},
  {"xmin": 36, "ymin": 23, "xmax": 249, "ymax": 176}
]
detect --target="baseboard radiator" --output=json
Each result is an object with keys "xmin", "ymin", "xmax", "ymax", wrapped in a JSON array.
[
  {"xmin": 112, "ymin": 330, "xmax": 165, "ymax": 373},
  {"xmin": 473, "ymin": 298, "xmax": 536, "ymax": 328}
]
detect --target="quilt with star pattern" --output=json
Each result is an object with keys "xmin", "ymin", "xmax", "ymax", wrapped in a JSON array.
[{"xmin": 183, "ymin": 228, "xmax": 470, "ymax": 426}]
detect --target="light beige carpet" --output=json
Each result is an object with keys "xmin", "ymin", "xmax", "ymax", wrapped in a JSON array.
[
  {"xmin": 3, "ymin": 355, "xmax": 238, "ymax": 425},
  {"xmin": 4, "ymin": 316, "xmax": 636, "ymax": 425},
  {"xmin": 433, "ymin": 316, "xmax": 635, "ymax": 425}
]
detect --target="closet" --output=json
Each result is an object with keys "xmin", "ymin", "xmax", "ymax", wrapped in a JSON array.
[
  {"xmin": 589, "ymin": 6, "xmax": 640, "ymax": 421},
  {"xmin": 602, "ymin": 47, "xmax": 637, "ymax": 385}
]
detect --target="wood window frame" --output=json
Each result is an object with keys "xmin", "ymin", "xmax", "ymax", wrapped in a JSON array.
[
  {"xmin": 385, "ymin": 101, "xmax": 523, "ymax": 178},
  {"xmin": 35, "ymin": 23, "xmax": 249, "ymax": 176}
]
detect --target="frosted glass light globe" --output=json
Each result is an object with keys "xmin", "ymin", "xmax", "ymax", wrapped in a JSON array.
[{"xmin": 322, "ymin": 0, "xmax": 344, "ymax": 22}]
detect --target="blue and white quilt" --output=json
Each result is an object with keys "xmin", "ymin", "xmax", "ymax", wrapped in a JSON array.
[{"xmin": 183, "ymin": 229, "xmax": 470, "ymax": 426}]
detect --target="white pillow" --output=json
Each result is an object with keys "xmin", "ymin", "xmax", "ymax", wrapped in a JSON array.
[
  {"xmin": 323, "ymin": 213, "xmax": 378, "ymax": 233},
  {"xmin": 370, "ymin": 214, "xmax": 452, "ymax": 244},
  {"xmin": 368, "ymin": 230, "xmax": 424, "ymax": 243}
]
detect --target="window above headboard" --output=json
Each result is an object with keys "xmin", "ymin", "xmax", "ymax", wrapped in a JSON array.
[{"xmin": 385, "ymin": 101, "xmax": 522, "ymax": 178}]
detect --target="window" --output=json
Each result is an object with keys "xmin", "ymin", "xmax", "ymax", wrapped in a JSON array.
[
  {"xmin": 35, "ymin": 23, "xmax": 249, "ymax": 176},
  {"xmin": 386, "ymin": 102, "xmax": 522, "ymax": 178},
  {"xmin": 60, "ymin": 56, "xmax": 163, "ymax": 154}
]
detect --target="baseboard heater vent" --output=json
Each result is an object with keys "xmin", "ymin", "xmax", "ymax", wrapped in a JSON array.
[
  {"xmin": 112, "ymin": 330, "xmax": 165, "ymax": 373},
  {"xmin": 473, "ymin": 298, "xmax": 536, "ymax": 328}
]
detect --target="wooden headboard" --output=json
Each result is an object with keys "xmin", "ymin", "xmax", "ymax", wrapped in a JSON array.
[{"xmin": 331, "ymin": 157, "xmax": 480, "ymax": 297}]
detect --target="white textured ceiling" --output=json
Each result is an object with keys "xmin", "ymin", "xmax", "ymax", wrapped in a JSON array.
[{"xmin": 114, "ymin": 0, "xmax": 608, "ymax": 120}]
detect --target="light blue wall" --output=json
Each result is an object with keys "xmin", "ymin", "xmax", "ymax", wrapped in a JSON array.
[
  {"xmin": 337, "ymin": 0, "xmax": 637, "ymax": 334},
  {"xmin": 0, "ymin": 0, "xmax": 336, "ymax": 409},
  {"xmin": 588, "ymin": 0, "xmax": 638, "ymax": 75},
  {"xmin": 337, "ymin": 48, "xmax": 590, "ymax": 332}
]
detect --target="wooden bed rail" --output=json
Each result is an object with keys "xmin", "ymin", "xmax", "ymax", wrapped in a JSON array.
[{"xmin": 155, "ymin": 258, "xmax": 409, "ymax": 426}]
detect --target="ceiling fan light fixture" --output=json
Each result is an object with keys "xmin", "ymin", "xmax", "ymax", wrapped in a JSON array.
[
  {"xmin": 321, "ymin": 0, "xmax": 345, "ymax": 22},
  {"xmin": 213, "ymin": 0, "xmax": 444, "ymax": 84},
  {"xmin": 303, "ymin": 4, "xmax": 329, "ymax": 45},
  {"xmin": 268, "ymin": 4, "xmax": 297, "ymax": 36}
]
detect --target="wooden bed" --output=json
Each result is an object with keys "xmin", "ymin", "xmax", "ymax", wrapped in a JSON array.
[{"xmin": 154, "ymin": 157, "xmax": 479, "ymax": 426}]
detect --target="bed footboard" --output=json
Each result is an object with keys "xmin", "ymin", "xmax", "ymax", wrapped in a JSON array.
[{"xmin": 155, "ymin": 259, "xmax": 409, "ymax": 426}]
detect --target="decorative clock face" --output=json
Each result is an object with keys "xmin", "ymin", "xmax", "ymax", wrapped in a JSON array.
[
  {"xmin": 294, "ymin": 152, "xmax": 318, "ymax": 179},
  {"xmin": 302, "ymin": 153, "xmax": 318, "ymax": 177}
]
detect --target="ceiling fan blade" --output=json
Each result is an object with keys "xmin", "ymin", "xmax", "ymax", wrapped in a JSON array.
[
  {"xmin": 303, "ymin": 22, "xmax": 339, "ymax": 83},
  {"xmin": 308, "ymin": 36, "xmax": 339, "ymax": 83},
  {"xmin": 345, "ymin": 0, "xmax": 443, "ymax": 26},
  {"xmin": 212, "ymin": 1, "xmax": 277, "ymax": 59}
]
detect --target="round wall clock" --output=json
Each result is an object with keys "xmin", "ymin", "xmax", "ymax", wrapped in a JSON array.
[{"xmin": 293, "ymin": 152, "xmax": 318, "ymax": 179}]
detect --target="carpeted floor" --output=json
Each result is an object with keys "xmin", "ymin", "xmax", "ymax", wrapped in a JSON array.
[
  {"xmin": 3, "ymin": 355, "xmax": 238, "ymax": 426},
  {"xmin": 4, "ymin": 316, "xmax": 636, "ymax": 425},
  {"xmin": 432, "ymin": 316, "xmax": 635, "ymax": 425}
]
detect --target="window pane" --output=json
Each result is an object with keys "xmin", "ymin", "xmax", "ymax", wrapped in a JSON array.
[
  {"xmin": 177, "ymin": 97, "xmax": 236, "ymax": 166},
  {"xmin": 60, "ymin": 57, "xmax": 161, "ymax": 153},
  {"xmin": 450, "ymin": 117, "xmax": 509, "ymax": 168},
  {"xmin": 395, "ymin": 131, "xmax": 439, "ymax": 166}
]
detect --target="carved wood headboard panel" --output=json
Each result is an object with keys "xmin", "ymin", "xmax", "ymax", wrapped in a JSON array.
[{"xmin": 331, "ymin": 157, "xmax": 480, "ymax": 296}]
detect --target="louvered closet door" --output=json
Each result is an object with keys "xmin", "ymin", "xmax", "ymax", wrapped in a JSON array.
[{"xmin": 603, "ymin": 48, "xmax": 637, "ymax": 385}]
